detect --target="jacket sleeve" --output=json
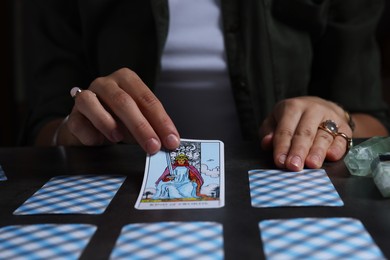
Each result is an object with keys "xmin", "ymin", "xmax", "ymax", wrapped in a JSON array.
[
  {"xmin": 20, "ymin": 0, "xmax": 160, "ymax": 145},
  {"xmin": 20, "ymin": 0, "xmax": 91, "ymax": 144},
  {"xmin": 273, "ymin": 0, "xmax": 390, "ymax": 132},
  {"xmin": 312, "ymin": 0, "xmax": 389, "ymax": 127}
]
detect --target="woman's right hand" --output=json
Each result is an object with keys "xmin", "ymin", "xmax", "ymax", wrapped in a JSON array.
[{"xmin": 47, "ymin": 68, "xmax": 180, "ymax": 154}]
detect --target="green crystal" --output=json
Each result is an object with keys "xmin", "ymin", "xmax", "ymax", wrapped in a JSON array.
[
  {"xmin": 371, "ymin": 154, "xmax": 390, "ymax": 197},
  {"xmin": 344, "ymin": 136, "xmax": 390, "ymax": 176}
]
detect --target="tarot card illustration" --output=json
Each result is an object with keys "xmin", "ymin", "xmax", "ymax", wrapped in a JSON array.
[{"xmin": 135, "ymin": 139, "xmax": 224, "ymax": 209}]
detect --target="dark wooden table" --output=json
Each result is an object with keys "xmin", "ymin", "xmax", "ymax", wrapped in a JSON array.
[{"xmin": 1, "ymin": 142, "xmax": 389, "ymax": 259}]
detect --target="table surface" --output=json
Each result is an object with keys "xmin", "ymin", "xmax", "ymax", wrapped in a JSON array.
[{"xmin": 1, "ymin": 142, "xmax": 389, "ymax": 259}]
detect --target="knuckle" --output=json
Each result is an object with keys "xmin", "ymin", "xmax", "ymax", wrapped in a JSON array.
[
  {"xmin": 276, "ymin": 128, "xmax": 295, "ymax": 138},
  {"xmin": 138, "ymin": 91, "xmax": 160, "ymax": 109},
  {"xmin": 117, "ymin": 68, "xmax": 142, "ymax": 84},
  {"xmin": 157, "ymin": 114, "xmax": 173, "ymax": 128},
  {"xmin": 295, "ymin": 127, "xmax": 315, "ymax": 138},
  {"xmin": 111, "ymin": 90, "xmax": 133, "ymax": 108},
  {"xmin": 90, "ymin": 76, "xmax": 108, "ymax": 89},
  {"xmin": 317, "ymin": 132, "xmax": 334, "ymax": 144},
  {"xmin": 89, "ymin": 77, "xmax": 118, "ymax": 95},
  {"xmin": 160, "ymin": 114, "xmax": 172, "ymax": 125},
  {"xmin": 279, "ymin": 98, "xmax": 302, "ymax": 109},
  {"xmin": 117, "ymin": 67, "xmax": 134, "ymax": 76},
  {"xmin": 133, "ymin": 119, "xmax": 150, "ymax": 133}
]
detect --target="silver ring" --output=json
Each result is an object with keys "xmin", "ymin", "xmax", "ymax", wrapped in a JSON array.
[{"xmin": 70, "ymin": 87, "xmax": 82, "ymax": 99}]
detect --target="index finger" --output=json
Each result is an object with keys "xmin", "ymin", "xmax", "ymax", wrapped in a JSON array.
[{"xmin": 93, "ymin": 68, "xmax": 180, "ymax": 152}]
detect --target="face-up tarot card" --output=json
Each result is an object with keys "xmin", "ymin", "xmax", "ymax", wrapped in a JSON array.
[{"xmin": 135, "ymin": 139, "xmax": 224, "ymax": 210}]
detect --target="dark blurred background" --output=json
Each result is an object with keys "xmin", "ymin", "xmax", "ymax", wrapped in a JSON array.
[
  {"xmin": 1, "ymin": 0, "xmax": 24, "ymax": 146},
  {"xmin": 378, "ymin": 0, "xmax": 390, "ymax": 106},
  {"xmin": 1, "ymin": 0, "xmax": 389, "ymax": 147}
]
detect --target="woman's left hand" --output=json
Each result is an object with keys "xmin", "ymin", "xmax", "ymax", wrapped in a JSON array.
[{"xmin": 259, "ymin": 96, "xmax": 353, "ymax": 171}]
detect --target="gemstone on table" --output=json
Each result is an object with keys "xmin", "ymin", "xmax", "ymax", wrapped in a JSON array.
[
  {"xmin": 344, "ymin": 137, "xmax": 390, "ymax": 177},
  {"xmin": 371, "ymin": 153, "xmax": 390, "ymax": 197}
]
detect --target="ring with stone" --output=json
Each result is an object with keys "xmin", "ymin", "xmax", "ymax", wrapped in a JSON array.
[
  {"xmin": 318, "ymin": 120, "xmax": 339, "ymax": 138},
  {"xmin": 318, "ymin": 120, "xmax": 353, "ymax": 151},
  {"xmin": 70, "ymin": 87, "xmax": 83, "ymax": 99}
]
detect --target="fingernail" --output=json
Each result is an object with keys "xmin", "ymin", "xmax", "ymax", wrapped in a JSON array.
[
  {"xmin": 166, "ymin": 134, "xmax": 180, "ymax": 149},
  {"xmin": 278, "ymin": 154, "xmax": 287, "ymax": 165},
  {"xmin": 111, "ymin": 129, "xmax": 124, "ymax": 143},
  {"xmin": 145, "ymin": 138, "xmax": 160, "ymax": 154},
  {"xmin": 309, "ymin": 155, "xmax": 322, "ymax": 168},
  {"xmin": 290, "ymin": 156, "xmax": 302, "ymax": 169}
]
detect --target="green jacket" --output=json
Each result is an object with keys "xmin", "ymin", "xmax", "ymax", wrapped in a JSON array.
[{"xmin": 21, "ymin": 0, "xmax": 389, "ymax": 143}]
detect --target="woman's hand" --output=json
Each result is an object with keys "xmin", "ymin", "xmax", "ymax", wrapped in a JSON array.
[
  {"xmin": 52, "ymin": 68, "xmax": 180, "ymax": 154},
  {"xmin": 259, "ymin": 96, "xmax": 353, "ymax": 171}
]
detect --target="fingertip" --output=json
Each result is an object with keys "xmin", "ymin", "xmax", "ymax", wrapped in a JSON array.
[
  {"xmin": 165, "ymin": 134, "xmax": 180, "ymax": 150},
  {"xmin": 286, "ymin": 155, "xmax": 303, "ymax": 172},
  {"xmin": 273, "ymin": 153, "xmax": 287, "ymax": 170},
  {"xmin": 305, "ymin": 154, "xmax": 323, "ymax": 169},
  {"xmin": 145, "ymin": 138, "xmax": 161, "ymax": 154},
  {"xmin": 110, "ymin": 129, "xmax": 124, "ymax": 143},
  {"xmin": 278, "ymin": 154, "xmax": 287, "ymax": 165}
]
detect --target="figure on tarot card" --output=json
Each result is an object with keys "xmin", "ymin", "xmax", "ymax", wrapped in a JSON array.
[{"xmin": 153, "ymin": 153, "xmax": 204, "ymax": 199}]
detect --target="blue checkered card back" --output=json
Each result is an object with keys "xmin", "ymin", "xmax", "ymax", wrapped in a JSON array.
[
  {"xmin": 0, "ymin": 164, "xmax": 6, "ymax": 181},
  {"xmin": 13, "ymin": 175, "xmax": 126, "ymax": 215},
  {"xmin": 0, "ymin": 224, "xmax": 96, "ymax": 259},
  {"xmin": 259, "ymin": 218, "xmax": 385, "ymax": 260},
  {"xmin": 110, "ymin": 222, "xmax": 224, "ymax": 259},
  {"xmin": 248, "ymin": 169, "xmax": 343, "ymax": 207}
]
